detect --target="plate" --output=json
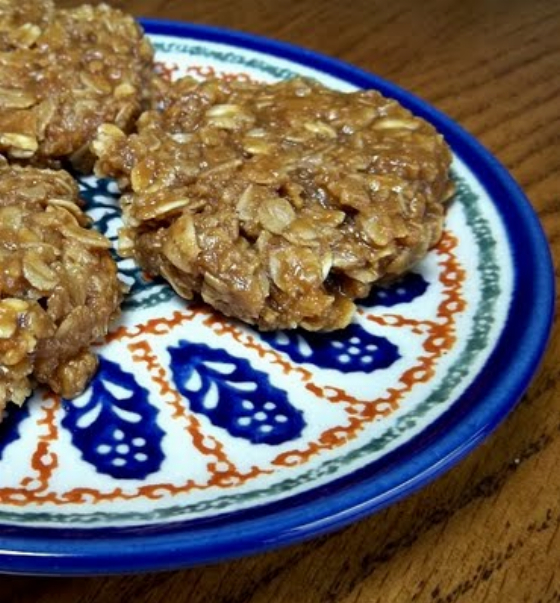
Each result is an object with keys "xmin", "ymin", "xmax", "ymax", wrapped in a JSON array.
[{"xmin": 0, "ymin": 19, "xmax": 554, "ymax": 575}]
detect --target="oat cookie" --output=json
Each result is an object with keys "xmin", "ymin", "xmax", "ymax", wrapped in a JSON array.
[
  {"xmin": 0, "ymin": 1, "xmax": 155, "ymax": 170},
  {"xmin": 94, "ymin": 77, "xmax": 454, "ymax": 331},
  {"xmin": 0, "ymin": 158, "xmax": 124, "ymax": 414}
]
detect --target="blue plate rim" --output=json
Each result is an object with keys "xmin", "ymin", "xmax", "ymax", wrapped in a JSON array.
[{"xmin": 0, "ymin": 18, "xmax": 554, "ymax": 575}]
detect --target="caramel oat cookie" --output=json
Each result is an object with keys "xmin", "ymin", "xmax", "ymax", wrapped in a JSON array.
[
  {"xmin": 0, "ymin": 158, "xmax": 124, "ymax": 414},
  {"xmin": 0, "ymin": 1, "xmax": 155, "ymax": 170},
  {"xmin": 94, "ymin": 77, "xmax": 454, "ymax": 331}
]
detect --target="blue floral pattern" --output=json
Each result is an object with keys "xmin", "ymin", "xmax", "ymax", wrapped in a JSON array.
[
  {"xmin": 360, "ymin": 272, "xmax": 429, "ymax": 308},
  {"xmin": 259, "ymin": 323, "xmax": 400, "ymax": 373},
  {"xmin": 170, "ymin": 340, "xmax": 306, "ymax": 445},
  {"xmin": 61, "ymin": 358, "xmax": 165, "ymax": 479}
]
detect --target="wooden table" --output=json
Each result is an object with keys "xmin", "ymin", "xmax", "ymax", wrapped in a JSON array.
[{"xmin": 3, "ymin": 0, "xmax": 559, "ymax": 601}]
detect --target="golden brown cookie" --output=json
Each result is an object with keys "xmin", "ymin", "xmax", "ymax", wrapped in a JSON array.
[
  {"xmin": 0, "ymin": 158, "xmax": 124, "ymax": 413},
  {"xmin": 0, "ymin": 1, "xmax": 155, "ymax": 170},
  {"xmin": 94, "ymin": 77, "xmax": 454, "ymax": 331}
]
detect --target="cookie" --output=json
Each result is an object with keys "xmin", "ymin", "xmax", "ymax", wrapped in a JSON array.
[
  {"xmin": 0, "ymin": 1, "xmax": 155, "ymax": 170},
  {"xmin": 0, "ymin": 158, "xmax": 124, "ymax": 412},
  {"xmin": 94, "ymin": 77, "xmax": 454, "ymax": 331}
]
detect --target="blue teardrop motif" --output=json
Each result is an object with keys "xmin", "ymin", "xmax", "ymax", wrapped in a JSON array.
[
  {"xmin": 260, "ymin": 323, "xmax": 400, "ymax": 373},
  {"xmin": 169, "ymin": 340, "xmax": 305, "ymax": 445},
  {"xmin": 360, "ymin": 271, "xmax": 429, "ymax": 308},
  {"xmin": 61, "ymin": 357, "xmax": 165, "ymax": 479}
]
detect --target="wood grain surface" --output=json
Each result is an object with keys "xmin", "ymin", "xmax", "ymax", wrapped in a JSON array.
[{"xmin": 2, "ymin": 0, "xmax": 560, "ymax": 601}]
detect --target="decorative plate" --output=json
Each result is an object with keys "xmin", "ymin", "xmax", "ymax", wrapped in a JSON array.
[{"xmin": 0, "ymin": 20, "xmax": 554, "ymax": 575}]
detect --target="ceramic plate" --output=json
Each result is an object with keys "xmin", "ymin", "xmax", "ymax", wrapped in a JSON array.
[{"xmin": 0, "ymin": 20, "xmax": 554, "ymax": 575}]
